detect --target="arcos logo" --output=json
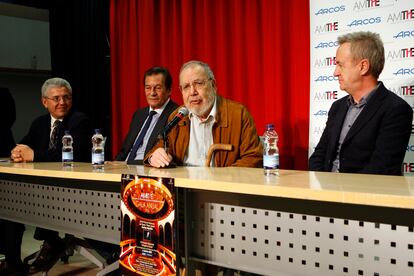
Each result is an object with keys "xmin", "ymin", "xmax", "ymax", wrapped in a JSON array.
[
  {"xmin": 315, "ymin": 6, "xmax": 345, "ymax": 16},
  {"xmin": 393, "ymin": 68, "xmax": 414, "ymax": 75},
  {"xmin": 314, "ymin": 110, "xmax": 328, "ymax": 116},
  {"xmin": 314, "ymin": 41, "xmax": 339, "ymax": 49},
  {"xmin": 347, "ymin": 17, "xmax": 381, "ymax": 27},
  {"xmin": 314, "ymin": 76, "xmax": 338, "ymax": 82},
  {"xmin": 394, "ymin": 30, "xmax": 414, "ymax": 39}
]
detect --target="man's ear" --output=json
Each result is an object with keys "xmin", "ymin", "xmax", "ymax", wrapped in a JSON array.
[
  {"xmin": 359, "ymin": 59, "xmax": 370, "ymax": 76},
  {"xmin": 41, "ymin": 97, "xmax": 48, "ymax": 109},
  {"xmin": 211, "ymin": 79, "xmax": 217, "ymax": 89}
]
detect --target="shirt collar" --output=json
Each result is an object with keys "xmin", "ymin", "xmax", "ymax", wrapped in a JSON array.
[
  {"xmin": 149, "ymin": 98, "xmax": 170, "ymax": 115},
  {"xmin": 347, "ymin": 82, "xmax": 380, "ymax": 107},
  {"xmin": 50, "ymin": 115, "xmax": 63, "ymax": 127}
]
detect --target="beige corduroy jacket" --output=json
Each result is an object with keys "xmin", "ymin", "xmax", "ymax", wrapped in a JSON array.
[{"xmin": 144, "ymin": 96, "xmax": 263, "ymax": 168}]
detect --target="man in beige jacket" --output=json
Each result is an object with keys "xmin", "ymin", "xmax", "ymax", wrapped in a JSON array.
[{"xmin": 145, "ymin": 60, "xmax": 262, "ymax": 168}]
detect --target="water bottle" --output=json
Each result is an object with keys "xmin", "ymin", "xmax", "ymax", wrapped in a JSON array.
[
  {"xmin": 62, "ymin": 130, "xmax": 74, "ymax": 167},
  {"xmin": 263, "ymin": 123, "xmax": 279, "ymax": 176},
  {"xmin": 92, "ymin": 129, "xmax": 105, "ymax": 169}
]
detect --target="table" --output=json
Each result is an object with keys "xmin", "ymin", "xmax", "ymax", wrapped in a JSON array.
[{"xmin": 1, "ymin": 162, "xmax": 413, "ymax": 275}]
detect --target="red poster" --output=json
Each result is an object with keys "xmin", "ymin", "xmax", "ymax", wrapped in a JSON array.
[{"xmin": 120, "ymin": 174, "xmax": 176, "ymax": 275}]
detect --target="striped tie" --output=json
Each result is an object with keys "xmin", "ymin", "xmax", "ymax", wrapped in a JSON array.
[{"xmin": 49, "ymin": 120, "xmax": 62, "ymax": 150}]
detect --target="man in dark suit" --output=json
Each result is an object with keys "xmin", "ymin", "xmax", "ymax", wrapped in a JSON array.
[
  {"xmin": 2, "ymin": 78, "xmax": 92, "ymax": 275},
  {"xmin": 0, "ymin": 87, "xmax": 16, "ymax": 157},
  {"xmin": 309, "ymin": 31, "xmax": 412, "ymax": 175},
  {"xmin": 115, "ymin": 66, "xmax": 178, "ymax": 164}
]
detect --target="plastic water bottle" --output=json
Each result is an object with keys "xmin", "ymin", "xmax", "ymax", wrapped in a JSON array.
[
  {"xmin": 62, "ymin": 130, "xmax": 74, "ymax": 167},
  {"xmin": 92, "ymin": 129, "xmax": 104, "ymax": 169},
  {"xmin": 263, "ymin": 123, "xmax": 279, "ymax": 176}
]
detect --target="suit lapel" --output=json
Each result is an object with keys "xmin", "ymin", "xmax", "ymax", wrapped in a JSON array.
[
  {"xmin": 146, "ymin": 103, "xmax": 169, "ymax": 152},
  {"xmin": 145, "ymin": 100, "xmax": 178, "ymax": 154},
  {"xmin": 43, "ymin": 115, "xmax": 53, "ymax": 150},
  {"xmin": 329, "ymin": 100, "xmax": 348, "ymax": 151},
  {"xmin": 127, "ymin": 108, "xmax": 148, "ymax": 151}
]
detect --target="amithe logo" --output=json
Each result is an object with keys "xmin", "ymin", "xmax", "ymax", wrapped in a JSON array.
[
  {"xmin": 387, "ymin": 9, "xmax": 414, "ymax": 23},
  {"xmin": 315, "ymin": 5, "xmax": 345, "ymax": 15},
  {"xmin": 394, "ymin": 30, "xmax": 414, "ymax": 39},
  {"xmin": 403, "ymin": 162, "xmax": 414, "ymax": 173},
  {"xmin": 353, "ymin": 0, "xmax": 380, "ymax": 11},
  {"xmin": 314, "ymin": 57, "xmax": 336, "ymax": 68},
  {"xmin": 314, "ymin": 22, "xmax": 338, "ymax": 34},
  {"xmin": 314, "ymin": 41, "xmax": 339, "ymax": 49},
  {"xmin": 313, "ymin": 91, "xmax": 338, "ymax": 101},
  {"xmin": 386, "ymin": 48, "xmax": 414, "ymax": 60},
  {"xmin": 390, "ymin": 85, "xmax": 414, "ymax": 96},
  {"xmin": 312, "ymin": 126, "xmax": 325, "ymax": 136},
  {"xmin": 347, "ymin": 17, "xmax": 381, "ymax": 27}
]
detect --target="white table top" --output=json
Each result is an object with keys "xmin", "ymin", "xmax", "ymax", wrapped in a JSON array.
[{"xmin": 0, "ymin": 161, "xmax": 413, "ymax": 209}]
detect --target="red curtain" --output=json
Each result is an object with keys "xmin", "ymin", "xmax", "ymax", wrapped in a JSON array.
[{"xmin": 110, "ymin": 0, "xmax": 310, "ymax": 169}]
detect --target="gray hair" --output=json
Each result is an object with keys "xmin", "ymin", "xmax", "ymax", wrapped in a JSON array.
[
  {"xmin": 337, "ymin": 31, "xmax": 384, "ymax": 78},
  {"xmin": 41, "ymin": 77, "xmax": 72, "ymax": 97},
  {"xmin": 179, "ymin": 60, "xmax": 215, "ymax": 81}
]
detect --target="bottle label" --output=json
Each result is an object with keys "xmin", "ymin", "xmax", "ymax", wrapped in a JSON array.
[
  {"xmin": 263, "ymin": 154, "xmax": 279, "ymax": 169},
  {"xmin": 62, "ymin": 152, "xmax": 73, "ymax": 162},
  {"xmin": 92, "ymin": 153, "xmax": 104, "ymax": 165}
]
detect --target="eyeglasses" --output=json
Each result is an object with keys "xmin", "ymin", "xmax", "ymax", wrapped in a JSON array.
[
  {"xmin": 44, "ymin": 95, "xmax": 72, "ymax": 103},
  {"xmin": 180, "ymin": 79, "xmax": 211, "ymax": 93},
  {"xmin": 145, "ymin": 85, "xmax": 164, "ymax": 92}
]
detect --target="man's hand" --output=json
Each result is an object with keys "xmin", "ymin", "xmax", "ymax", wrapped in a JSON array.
[
  {"xmin": 148, "ymin": 148, "xmax": 173, "ymax": 168},
  {"xmin": 11, "ymin": 144, "xmax": 34, "ymax": 162}
]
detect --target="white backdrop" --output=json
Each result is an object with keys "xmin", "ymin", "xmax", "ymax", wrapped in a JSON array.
[{"xmin": 309, "ymin": 0, "xmax": 414, "ymax": 174}]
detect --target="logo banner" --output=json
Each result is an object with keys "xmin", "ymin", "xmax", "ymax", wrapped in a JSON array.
[{"xmin": 309, "ymin": 0, "xmax": 414, "ymax": 174}]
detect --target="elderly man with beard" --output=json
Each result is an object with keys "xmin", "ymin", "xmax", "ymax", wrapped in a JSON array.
[{"xmin": 144, "ymin": 60, "xmax": 262, "ymax": 168}]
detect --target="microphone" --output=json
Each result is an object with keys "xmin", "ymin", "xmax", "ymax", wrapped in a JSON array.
[{"xmin": 160, "ymin": 107, "xmax": 189, "ymax": 139}]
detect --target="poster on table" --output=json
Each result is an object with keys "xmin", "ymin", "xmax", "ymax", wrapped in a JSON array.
[{"xmin": 120, "ymin": 174, "xmax": 176, "ymax": 275}]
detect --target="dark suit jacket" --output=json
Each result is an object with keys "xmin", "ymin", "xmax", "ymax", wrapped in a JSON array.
[
  {"xmin": 20, "ymin": 111, "xmax": 93, "ymax": 162},
  {"xmin": 0, "ymin": 87, "xmax": 16, "ymax": 157},
  {"xmin": 115, "ymin": 100, "xmax": 178, "ymax": 163},
  {"xmin": 309, "ymin": 82, "xmax": 413, "ymax": 175}
]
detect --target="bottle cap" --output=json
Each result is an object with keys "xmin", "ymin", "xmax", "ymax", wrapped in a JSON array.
[
  {"xmin": 94, "ymin": 129, "xmax": 101, "ymax": 134},
  {"xmin": 64, "ymin": 130, "xmax": 70, "ymax": 135},
  {"xmin": 265, "ymin": 123, "xmax": 274, "ymax": 130}
]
